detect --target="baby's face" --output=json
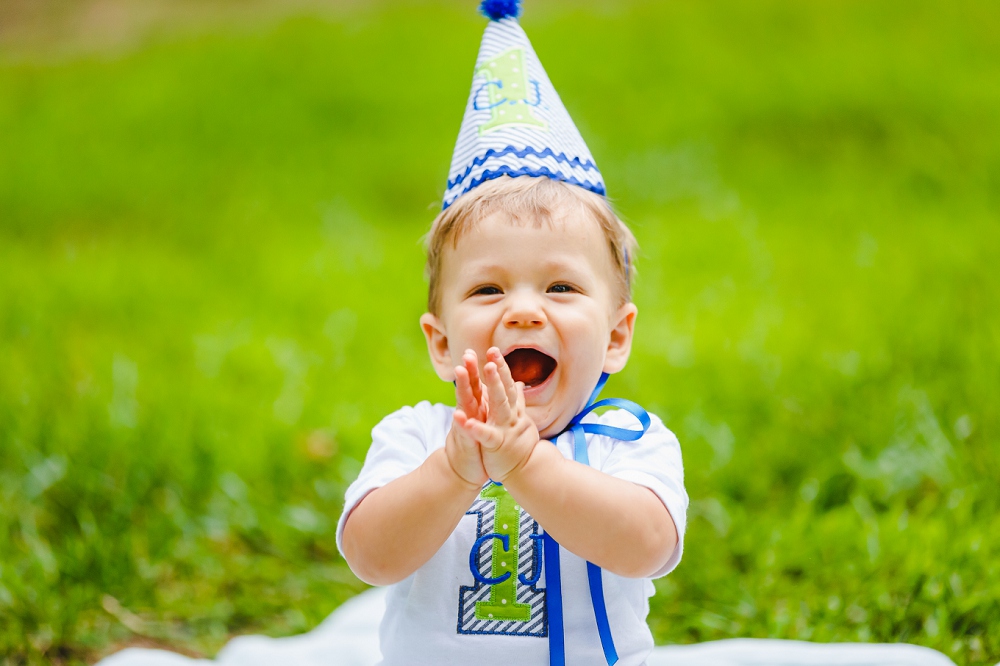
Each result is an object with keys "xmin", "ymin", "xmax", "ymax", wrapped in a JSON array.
[{"xmin": 421, "ymin": 209, "xmax": 636, "ymax": 438}]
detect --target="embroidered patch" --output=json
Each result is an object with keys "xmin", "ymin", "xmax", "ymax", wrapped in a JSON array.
[
  {"xmin": 458, "ymin": 482, "xmax": 547, "ymax": 636},
  {"xmin": 473, "ymin": 47, "xmax": 548, "ymax": 135}
]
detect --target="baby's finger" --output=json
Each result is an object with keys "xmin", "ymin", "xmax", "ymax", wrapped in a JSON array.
[
  {"xmin": 454, "ymin": 366, "xmax": 479, "ymax": 415},
  {"xmin": 463, "ymin": 350, "xmax": 484, "ymax": 407},
  {"xmin": 457, "ymin": 416, "xmax": 503, "ymax": 451},
  {"xmin": 454, "ymin": 409, "xmax": 473, "ymax": 433},
  {"xmin": 488, "ymin": 347, "xmax": 519, "ymax": 410},
  {"xmin": 483, "ymin": 362, "xmax": 514, "ymax": 424},
  {"xmin": 453, "ymin": 411, "xmax": 487, "ymax": 454}
]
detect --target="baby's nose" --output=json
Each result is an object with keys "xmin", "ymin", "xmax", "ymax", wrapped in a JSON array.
[{"xmin": 503, "ymin": 292, "xmax": 547, "ymax": 327}]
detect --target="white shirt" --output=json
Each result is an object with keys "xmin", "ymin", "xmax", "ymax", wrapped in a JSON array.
[{"xmin": 336, "ymin": 402, "xmax": 688, "ymax": 666}]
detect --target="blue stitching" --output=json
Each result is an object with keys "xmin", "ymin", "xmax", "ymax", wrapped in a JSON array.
[
  {"xmin": 519, "ymin": 533, "xmax": 544, "ymax": 585},
  {"xmin": 473, "ymin": 80, "xmax": 507, "ymax": 111},
  {"xmin": 470, "ymin": 533, "xmax": 512, "ymax": 585},
  {"xmin": 475, "ymin": 79, "xmax": 542, "ymax": 110},
  {"xmin": 446, "ymin": 146, "xmax": 601, "ymax": 190},
  {"xmin": 445, "ymin": 166, "xmax": 606, "ymax": 209},
  {"xmin": 527, "ymin": 80, "xmax": 542, "ymax": 107}
]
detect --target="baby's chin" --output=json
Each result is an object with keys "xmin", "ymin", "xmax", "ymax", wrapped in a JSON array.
[{"xmin": 527, "ymin": 403, "xmax": 575, "ymax": 441}]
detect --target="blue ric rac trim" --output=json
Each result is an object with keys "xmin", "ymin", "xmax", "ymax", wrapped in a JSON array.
[
  {"xmin": 447, "ymin": 146, "xmax": 601, "ymax": 190},
  {"xmin": 444, "ymin": 166, "xmax": 606, "ymax": 209}
]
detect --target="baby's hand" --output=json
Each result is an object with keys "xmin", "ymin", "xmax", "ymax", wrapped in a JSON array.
[
  {"xmin": 453, "ymin": 347, "xmax": 539, "ymax": 483},
  {"xmin": 447, "ymin": 350, "xmax": 489, "ymax": 488}
]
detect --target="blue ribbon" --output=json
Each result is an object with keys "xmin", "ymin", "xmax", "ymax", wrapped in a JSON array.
[
  {"xmin": 543, "ymin": 372, "xmax": 650, "ymax": 666},
  {"xmin": 543, "ymin": 532, "xmax": 564, "ymax": 662}
]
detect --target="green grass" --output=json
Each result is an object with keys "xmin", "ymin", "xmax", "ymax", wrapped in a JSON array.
[{"xmin": 1, "ymin": 1, "xmax": 999, "ymax": 664}]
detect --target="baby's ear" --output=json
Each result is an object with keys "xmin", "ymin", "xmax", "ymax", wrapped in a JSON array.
[
  {"xmin": 603, "ymin": 303, "xmax": 637, "ymax": 374},
  {"xmin": 420, "ymin": 313, "xmax": 456, "ymax": 382}
]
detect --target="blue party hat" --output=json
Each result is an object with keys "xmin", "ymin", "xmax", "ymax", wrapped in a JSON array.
[{"xmin": 443, "ymin": 0, "xmax": 605, "ymax": 208}]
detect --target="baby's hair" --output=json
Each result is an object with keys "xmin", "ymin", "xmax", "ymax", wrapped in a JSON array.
[{"xmin": 424, "ymin": 176, "xmax": 638, "ymax": 315}]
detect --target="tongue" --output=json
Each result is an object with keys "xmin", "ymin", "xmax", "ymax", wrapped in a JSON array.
[{"xmin": 504, "ymin": 349, "xmax": 556, "ymax": 387}]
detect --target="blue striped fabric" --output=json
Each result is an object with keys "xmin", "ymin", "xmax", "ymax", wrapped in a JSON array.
[{"xmin": 443, "ymin": 17, "xmax": 605, "ymax": 208}]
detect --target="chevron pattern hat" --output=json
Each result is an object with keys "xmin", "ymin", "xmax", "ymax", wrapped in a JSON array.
[{"xmin": 443, "ymin": 0, "xmax": 605, "ymax": 208}]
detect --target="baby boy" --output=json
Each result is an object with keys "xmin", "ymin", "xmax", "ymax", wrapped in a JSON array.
[{"xmin": 337, "ymin": 4, "xmax": 687, "ymax": 665}]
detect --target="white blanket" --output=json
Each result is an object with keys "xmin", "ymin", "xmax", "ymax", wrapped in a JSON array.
[{"xmin": 98, "ymin": 587, "xmax": 963, "ymax": 666}]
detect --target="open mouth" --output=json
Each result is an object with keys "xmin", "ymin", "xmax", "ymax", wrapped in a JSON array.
[{"xmin": 504, "ymin": 348, "xmax": 557, "ymax": 388}]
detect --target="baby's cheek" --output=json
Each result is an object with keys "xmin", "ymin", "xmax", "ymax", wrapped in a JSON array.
[{"xmin": 567, "ymin": 333, "xmax": 608, "ymax": 369}]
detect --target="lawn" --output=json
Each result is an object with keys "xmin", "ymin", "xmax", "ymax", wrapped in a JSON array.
[{"xmin": 1, "ymin": 1, "xmax": 998, "ymax": 664}]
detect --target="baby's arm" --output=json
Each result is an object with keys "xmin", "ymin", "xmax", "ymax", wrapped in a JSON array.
[
  {"xmin": 505, "ymin": 438, "xmax": 677, "ymax": 578},
  {"xmin": 341, "ymin": 445, "xmax": 482, "ymax": 585},
  {"xmin": 455, "ymin": 349, "xmax": 677, "ymax": 578},
  {"xmin": 341, "ymin": 355, "xmax": 489, "ymax": 585}
]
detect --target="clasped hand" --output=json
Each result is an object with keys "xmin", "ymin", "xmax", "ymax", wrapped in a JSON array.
[{"xmin": 446, "ymin": 347, "xmax": 540, "ymax": 487}]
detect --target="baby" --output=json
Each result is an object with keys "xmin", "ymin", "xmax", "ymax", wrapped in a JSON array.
[
  {"xmin": 338, "ymin": 176, "xmax": 686, "ymax": 665},
  {"xmin": 337, "ymin": 3, "xmax": 687, "ymax": 665}
]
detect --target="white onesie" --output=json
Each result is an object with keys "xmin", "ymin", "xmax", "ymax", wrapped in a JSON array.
[{"xmin": 336, "ymin": 401, "xmax": 689, "ymax": 666}]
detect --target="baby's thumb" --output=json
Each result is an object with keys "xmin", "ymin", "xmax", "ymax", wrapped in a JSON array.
[{"xmin": 466, "ymin": 418, "xmax": 503, "ymax": 451}]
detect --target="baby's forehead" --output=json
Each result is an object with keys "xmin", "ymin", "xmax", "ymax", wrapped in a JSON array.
[
  {"xmin": 449, "ymin": 203, "xmax": 601, "ymax": 246},
  {"xmin": 442, "ymin": 210, "xmax": 618, "ymax": 281}
]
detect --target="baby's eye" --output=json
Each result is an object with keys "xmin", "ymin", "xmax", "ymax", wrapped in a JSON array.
[
  {"xmin": 472, "ymin": 285, "xmax": 502, "ymax": 296},
  {"xmin": 547, "ymin": 283, "xmax": 576, "ymax": 294}
]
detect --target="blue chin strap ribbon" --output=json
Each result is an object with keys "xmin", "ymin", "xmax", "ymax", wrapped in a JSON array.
[{"xmin": 543, "ymin": 372, "xmax": 651, "ymax": 666}]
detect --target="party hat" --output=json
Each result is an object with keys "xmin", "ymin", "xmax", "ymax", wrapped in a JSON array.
[{"xmin": 443, "ymin": 0, "xmax": 605, "ymax": 208}]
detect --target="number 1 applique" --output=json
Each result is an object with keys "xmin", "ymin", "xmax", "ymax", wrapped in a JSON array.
[
  {"xmin": 472, "ymin": 47, "xmax": 548, "ymax": 135},
  {"xmin": 458, "ymin": 482, "xmax": 547, "ymax": 636}
]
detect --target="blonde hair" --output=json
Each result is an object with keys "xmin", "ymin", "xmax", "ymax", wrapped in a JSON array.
[{"xmin": 424, "ymin": 176, "xmax": 638, "ymax": 315}]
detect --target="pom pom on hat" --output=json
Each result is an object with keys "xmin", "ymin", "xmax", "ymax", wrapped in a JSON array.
[{"xmin": 480, "ymin": 0, "xmax": 521, "ymax": 21}]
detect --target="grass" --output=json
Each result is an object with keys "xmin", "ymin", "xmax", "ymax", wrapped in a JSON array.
[{"xmin": 1, "ymin": 0, "xmax": 999, "ymax": 664}]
